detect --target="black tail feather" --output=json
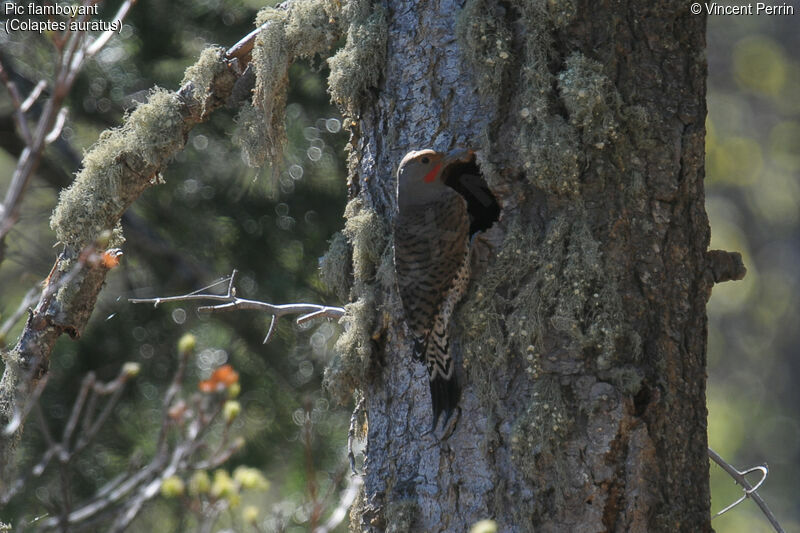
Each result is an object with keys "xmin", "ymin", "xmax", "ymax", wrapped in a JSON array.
[{"xmin": 430, "ymin": 374, "xmax": 460, "ymax": 430}]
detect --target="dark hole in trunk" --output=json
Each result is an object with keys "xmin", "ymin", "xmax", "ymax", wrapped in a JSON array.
[{"xmin": 441, "ymin": 155, "xmax": 500, "ymax": 236}]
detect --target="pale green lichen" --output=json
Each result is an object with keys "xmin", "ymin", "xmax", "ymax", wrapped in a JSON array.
[
  {"xmin": 510, "ymin": 376, "xmax": 568, "ymax": 491},
  {"xmin": 516, "ymin": 115, "xmax": 582, "ymax": 195},
  {"xmin": 385, "ymin": 500, "xmax": 418, "ymax": 533},
  {"xmin": 324, "ymin": 294, "xmax": 376, "ymax": 404},
  {"xmin": 327, "ymin": 2, "xmax": 387, "ymax": 117},
  {"xmin": 545, "ymin": 0, "xmax": 577, "ymax": 29},
  {"xmin": 51, "ymin": 88, "xmax": 184, "ymax": 250},
  {"xmin": 235, "ymin": 0, "xmax": 340, "ymax": 167},
  {"xmin": 557, "ymin": 53, "xmax": 621, "ymax": 150},
  {"xmin": 457, "ymin": 211, "xmax": 639, "ymax": 415},
  {"xmin": 323, "ymin": 197, "xmax": 389, "ymax": 402},
  {"xmin": 455, "ymin": 0, "xmax": 513, "ymax": 99},
  {"xmin": 457, "ymin": 0, "xmax": 585, "ymax": 195},
  {"xmin": 342, "ymin": 198, "xmax": 386, "ymax": 280},
  {"xmin": 319, "ymin": 231, "xmax": 352, "ymax": 301},
  {"xmin": 181, "ymin": 46, "xmax": 227, "ymax": 114},
  {"xmin": 285, "ymin": 0, "xmax": 340, "ymax": 58}
]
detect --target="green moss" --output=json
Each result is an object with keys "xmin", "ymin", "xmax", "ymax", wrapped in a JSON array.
[
  {"xmin": 51, "ymin": 88, "xmax": 184, "ymax": 250},
  {"xmin": 319, "ymin": 231, "xmax": 352, "ymax": 301}
]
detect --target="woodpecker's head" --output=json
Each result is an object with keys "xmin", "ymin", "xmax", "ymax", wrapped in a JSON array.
[{"xmin": 396, "ymin": 148, "xmax": 473, "ymax": 210}]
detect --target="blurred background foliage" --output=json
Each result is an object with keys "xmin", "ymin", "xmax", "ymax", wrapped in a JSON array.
[
  {"xmin": 1, "ymin": 1, "xmax": 799, "ymax": 531},
  {"xmin": 705, "ymin": 10, "xmax": 800, "ymax": 533}
]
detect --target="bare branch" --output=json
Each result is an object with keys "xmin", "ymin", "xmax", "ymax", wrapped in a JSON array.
[
  {"xmin": 708, "ymin": 447, "xmax": 784, "ymax": 533},
  {"xmin": 20, "ymin": 79, "xmax": 47, "ymax": 113},
  {"xmin": 263, "ymin": 314, "xmax": 277, "ymax": 345},
  {"xmin": 225, "ymin": 20, "xmax": 271, "ymax": 62},
  {"xmin": 44, "ymin": 107, "xmax": 68, "ymax": 144},
  {"xmin": 85, "ymin": 0, "xmax": 137, "ymax": 58},
  {"xmin": 130, "ymin": 270, "xmax": 344, "ymax": 342},
  {"xmin": 0, "ymin": 61, "xmax": 33, "ymax": 144},
  {"xmin": 313, "ymin": 475, "xmax": 363, "ymax": 533},
  {"xmin": 8, "ymin": 350, "xmax": 243, "ymax": 531}
]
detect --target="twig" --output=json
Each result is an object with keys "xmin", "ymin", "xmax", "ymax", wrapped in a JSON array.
[
  {"xmin": 129, "ymin": 270, "xmax": 345, "ymax": 342},
  {"xmin": 0, "ymin": 62, "xmax": 32, "ymax": 144},
  {"xmin": 0, "ymin": 286, "xmax": 41, "ymax": 342},
  {"xmin": 20, "ymin": 350, "xmax": 242, "ymax": 531},
  {"xmin": 20, "ymin": 79, "xmax": 46, "ymax": 113},
  {"xmin": 347, "ymin": 396, "xmax": 365, "ymax": 476},
  {"xmin": 85, "ymin": 0, "xmax": 137, "ymax": 58},
  {"xmin": 708, "ymin": 446, "xmax": 784, "ymax": 533},
  {"xmin": 312, "ymin": 475, "xmax": 363, "ymax": 533},
  {"xmin": 225, "ymin": 21, "xmax": 272, "ymax": 61},
  {"xmin": 2, "ymin": 374, "xmax": 50, "ymax": 437}
]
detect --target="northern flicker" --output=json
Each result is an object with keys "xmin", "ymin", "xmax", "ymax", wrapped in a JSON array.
[{"xmin": 394, "ymin": 148, "xmax": 473, "ymax": 428}]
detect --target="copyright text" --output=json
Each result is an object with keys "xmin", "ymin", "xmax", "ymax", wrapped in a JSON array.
[{"xmin": 691, "ymin": 2, "xmax": 796, "ymax": 15}]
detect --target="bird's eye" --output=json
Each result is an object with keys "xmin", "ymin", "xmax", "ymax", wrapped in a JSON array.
[{"xmin": 420, "ymin": 156, "xmax": 430, "ymax": 164}]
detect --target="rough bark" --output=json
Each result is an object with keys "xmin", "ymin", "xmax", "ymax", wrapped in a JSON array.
[{"xmin": 324, "ymin": 0, "xmax": 715, "ymax": 531}]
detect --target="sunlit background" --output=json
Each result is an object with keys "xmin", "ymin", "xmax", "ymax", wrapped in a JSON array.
[
  {"xmin": 0, "ymin": 1, "xmax": 798, "ymax": 531},
  {"xmin": 706, "ymin": 8, "xmax": 800, "ymax": 533}
]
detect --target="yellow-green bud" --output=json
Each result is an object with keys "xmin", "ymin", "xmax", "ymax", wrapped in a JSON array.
[
  {"xmin": 470, "ymin": 520, "xmax": 498, "ymax": 533},
  {"xmin": 227, "ymin": 382, "xmax": 241, "ymax": 399},
  {"xmin": 243, "ymin": 505, "xmax": 259, "ymax": 524},
  {"xmin": 223, "ymin": 400, "xmax": 241, "ymax": 423},
  {"xmin": 160, "ymin": 476, "xmax": 185, "ymax": 498},
  {"xmin": 122, "ymin": 362, "xmax": 141, "ymax": 378},
  {"xmin": 178, "ymin": 333, "xmax": 197, "ymax": 355},
  {"xmin": 211, "ymin": 469, "xmax": 236, "ymax": 499},
  {"xmin": 233, "ymin": 466, "xmax": 270, "ymax": 491},
  {"xmin": 189, "ymin": 470, "xmax": 211, "ymax": 495}
]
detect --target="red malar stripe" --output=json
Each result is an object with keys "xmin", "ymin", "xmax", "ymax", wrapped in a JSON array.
[{"xmin": 423, "ymin": 163, "xmax": 442, "ymax": 183}]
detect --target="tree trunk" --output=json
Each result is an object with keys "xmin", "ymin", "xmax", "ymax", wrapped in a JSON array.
[{"xmin": 324, "ymin": 0, "xmax": 717, "ymax": 531}]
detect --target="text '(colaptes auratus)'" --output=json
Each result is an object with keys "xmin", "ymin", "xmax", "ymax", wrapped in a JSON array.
[{"xmin": 394, "ymin": 148, "xmax": 473, "ymax": 429}]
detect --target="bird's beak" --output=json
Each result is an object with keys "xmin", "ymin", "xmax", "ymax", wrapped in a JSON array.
[{"xmin": 442, "ymin": 148, "xmax": 475, "ymax": 166}]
